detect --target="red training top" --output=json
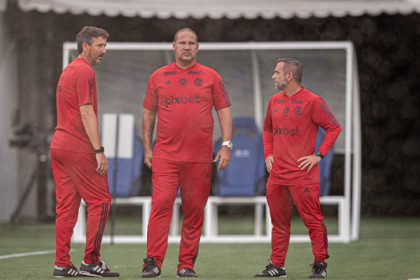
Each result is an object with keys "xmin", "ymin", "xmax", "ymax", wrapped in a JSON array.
[
  {"xmin": 50, "ymin": 57, "xmax": 97, "ymax": 153},
  {"xmin": 263, "ymin": 87, "xmax": 342, "ymax": 185},
  {"xmin": 143, "ymin": 62, "xmax": 231, "ymax": 162}
]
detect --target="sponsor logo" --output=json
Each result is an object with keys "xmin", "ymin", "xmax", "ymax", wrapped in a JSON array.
[
  {"xmin": 164, "ymin": 71, "xmax": 177, "ymax": 76},
  {"xmin": 188, "ymin": 71, "xmax": 200, "ymax": 75},
  {"xmin": 303, "ymin": 187, "xmax": 310, "ymax": 193},
  {"xmin": 164, "ymin": 95, "xmax": 201, "ymax": 107},
  {"xmin": 273, "ymin": 108, "xmax": 279, "ymax": 113},
  {"xmin": 292, "ymin": 100, "xmax": 303, "ymax": 104},
  {"xmin": 165, "ymin": 80, "xmax": 171, "ymax": 85},
  {"xmin": 273, "ymin": 126, "xmax": 299, "ymax": 136},
  {"xmin": 194, "ymin": 78, "xmax": 203, "ymax": 87},
  {"xmin": 283, "ymin": 107, "xmax": 290, "ymax": 116},
  {"xmin": 179, "ymin": 78, "xmax": 187, "ymax": 88},
  {"xmin": 274, "ymin": 100, "xmax": 285, "ymax": 104}
]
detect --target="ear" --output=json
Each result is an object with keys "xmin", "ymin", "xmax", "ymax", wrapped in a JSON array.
[
  {"xmin": 82, "ymin": 41, "xmax": 90, "ymax": 52},
  {"xmin": 172, "ymin": 41, "xmax": 176, "ymax": 50}
]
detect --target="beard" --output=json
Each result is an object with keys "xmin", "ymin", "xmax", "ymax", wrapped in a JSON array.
[{"xmin": 275, "ymin": 81, "xmax": 288, "ymax": 91}]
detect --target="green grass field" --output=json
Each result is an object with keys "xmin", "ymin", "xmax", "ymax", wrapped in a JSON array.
[{"xmin": 1, "ymin": 217, "xmax": 420, "ymax": 279}]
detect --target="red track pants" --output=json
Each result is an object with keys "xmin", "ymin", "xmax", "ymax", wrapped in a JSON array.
[
  {"xmin": 266, "ymin": 180, "xmax": 329, "ymax": 267},
  {"xmin": 51, "ymin": 149, "xmax": 112, "ymax": 267},
  {"xmin": 146, "ymin": 158, "xmax": 212, "ymax": 271}
]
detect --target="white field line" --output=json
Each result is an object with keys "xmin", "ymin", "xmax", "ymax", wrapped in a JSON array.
[{"xmin": 0, "ymin": 250, "xmax": 55, "ymax": 260}]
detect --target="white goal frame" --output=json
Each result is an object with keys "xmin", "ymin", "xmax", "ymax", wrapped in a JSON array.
[{"xmin": 65, "ymin": 42, "xmax": 361, "ymax": 244}]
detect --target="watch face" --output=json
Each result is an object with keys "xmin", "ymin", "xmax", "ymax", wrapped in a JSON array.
[{"xmin": 222, "ymin": 141, "xmax": 233, "ymax": 149}]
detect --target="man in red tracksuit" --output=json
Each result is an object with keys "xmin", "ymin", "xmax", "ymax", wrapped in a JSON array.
[
  {"xmin": 50, "ymin": 26, "xmax": 118, "ymax": 278},
  {"xmin": 141, "ymin": 28, "xmax": 232, "ymax": 278},
  {"xmin": 255, "ymin": 58, "xmax": 341, "ymax": 278}
]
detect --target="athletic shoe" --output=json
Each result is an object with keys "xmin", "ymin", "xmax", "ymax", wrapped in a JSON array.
[
  {"xmin": 177, "ymin": 268, "xmax": 197, "ymax": 277},
  {"xmin": 53, "ymin": 263, "xmax": 79, "ymax": 278},
  {"xmin": 309, "ymin": 261, "xmax": 327, "ymax": 278},
  {"xmin": 141, "ymin": 258, "xmax": 161, "ymax": 278},
  {"xmin": 79, "ymin": 260, "xmax": 120, "ymax": 277},
  {"xmin": 255, "ymin": 262, "xmax": 287, "ymax": 277}
]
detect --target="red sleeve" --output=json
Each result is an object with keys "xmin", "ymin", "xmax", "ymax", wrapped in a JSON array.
[
  {"xmin": 143, "ymin": 74, "xmax": 158, "ymax": 111},
  {"xmin": 312, "ymin": 97, "xmax": 342, "ymax": 156},
  {"xmin": 212, "ymin": 72, "xmax": 231, "ymax": 110},
  {"xmin": 75, "ymin": 67, "xmax": 95, "ymax": 106},
  {"xmin": 263, "ymin": 100, "xmax": 274, "ymax": 159}
]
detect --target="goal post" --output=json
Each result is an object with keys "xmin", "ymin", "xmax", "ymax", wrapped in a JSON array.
[{"xmin": 66, "ymin": 41, "xmax": 361, "ymax": 244}]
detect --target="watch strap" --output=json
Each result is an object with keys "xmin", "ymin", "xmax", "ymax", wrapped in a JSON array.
[{"xmin": 95, "ymin": 146, "xmax": 105, "ymax": 154}]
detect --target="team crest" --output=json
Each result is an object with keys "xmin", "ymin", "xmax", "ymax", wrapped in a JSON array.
[
  {"xmin": 294, "ymin": 106, "xmax": 302, "ymax": 116},
  {"xmin": 179, "ymin": 79, "xmax": 187, "ymax": 88},
  {"xmin": 194, "ymin": 78, "xmax": 203, "ymax": 87}
]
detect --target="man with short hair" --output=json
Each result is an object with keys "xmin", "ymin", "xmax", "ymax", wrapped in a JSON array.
[
  {"xmin": 255, "ymin": 58, "xmax": 341, "ymax": 278},
  {"xmin": 141, "ymin": 27, "xmax": 232, "ymax": 278},
  {"xmin": 50, "ymin": 26, "xmax": 119, "ymax": 278}
]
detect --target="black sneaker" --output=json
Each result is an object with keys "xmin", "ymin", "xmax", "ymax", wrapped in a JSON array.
[
  {"xmin": 255, "ymin": 262, "xmax": 286, "ymax": 277},
  {"xmin": 141, "ymin": 258, "xmax": 161, "ymax": 278},
  {"xmin": 309, "ymin": 262, "xmax": 327, "ymax": 278},
  {"xmin": 79, "ymin": 260, "xmax": 120, "ymax": 277},
  {"xmin": 53, "ymin": 263, "xmax": 79, "ymax": 278},
  {"xmin": 177, "ymin": 268, "xmax": 197, "ymax": 277}
]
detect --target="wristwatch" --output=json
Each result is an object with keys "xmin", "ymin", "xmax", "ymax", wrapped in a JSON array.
[
  {"xmin": 95, "ymin": 146, "xmax": 105, "ymax": 154},
  {"xmin": 222, "ymin": 140, "xmax": 233, "ymax": 150},
  {"xmin": 315, "ymin": 151, "xmax": 324, "ymax": 159}
]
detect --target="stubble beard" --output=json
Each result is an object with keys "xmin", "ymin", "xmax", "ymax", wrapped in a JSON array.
[{"xmin": 275, "ymin": 80, "xmax": 288, "ymax": 91}]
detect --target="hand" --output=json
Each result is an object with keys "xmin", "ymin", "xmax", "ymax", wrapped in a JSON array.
[
  {"xmin": 213, "ymin": 146, "xmax": 231, "ymax": 171},
  {"xmin": 265, "ymin": 155, "xmax": 274, "ymax": 173},
  {"xmin": 144, "ymin": 150, "xmax": 153, "ymax": 169},
  {"xmin": 95, "ymin": 153, "xmax": 108, "ymax": 176},
  {"xmin": 297, "ymin": 155, "xmax": 321, "ymax": 172}
]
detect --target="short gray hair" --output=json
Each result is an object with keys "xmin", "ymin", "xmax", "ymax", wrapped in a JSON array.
[
  {"xmin": 276, "ymin": 58, "xmax": 303, "ymax": 84},
  {"xmin": 76, "ymin": 26, "xmax": 109, "ymax": 54}
]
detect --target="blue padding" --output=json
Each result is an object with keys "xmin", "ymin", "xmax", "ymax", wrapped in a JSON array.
[
  {"xmin": 316, "ymin": 127, "xmax": 335, "ymax": 196},
  {"xmin": 108, "ymin": 135, "xmax": 144, "ymax": 197},
  {"xmin": 215, "ymin": 117, "xmax": 265, "ymax": 197}
]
